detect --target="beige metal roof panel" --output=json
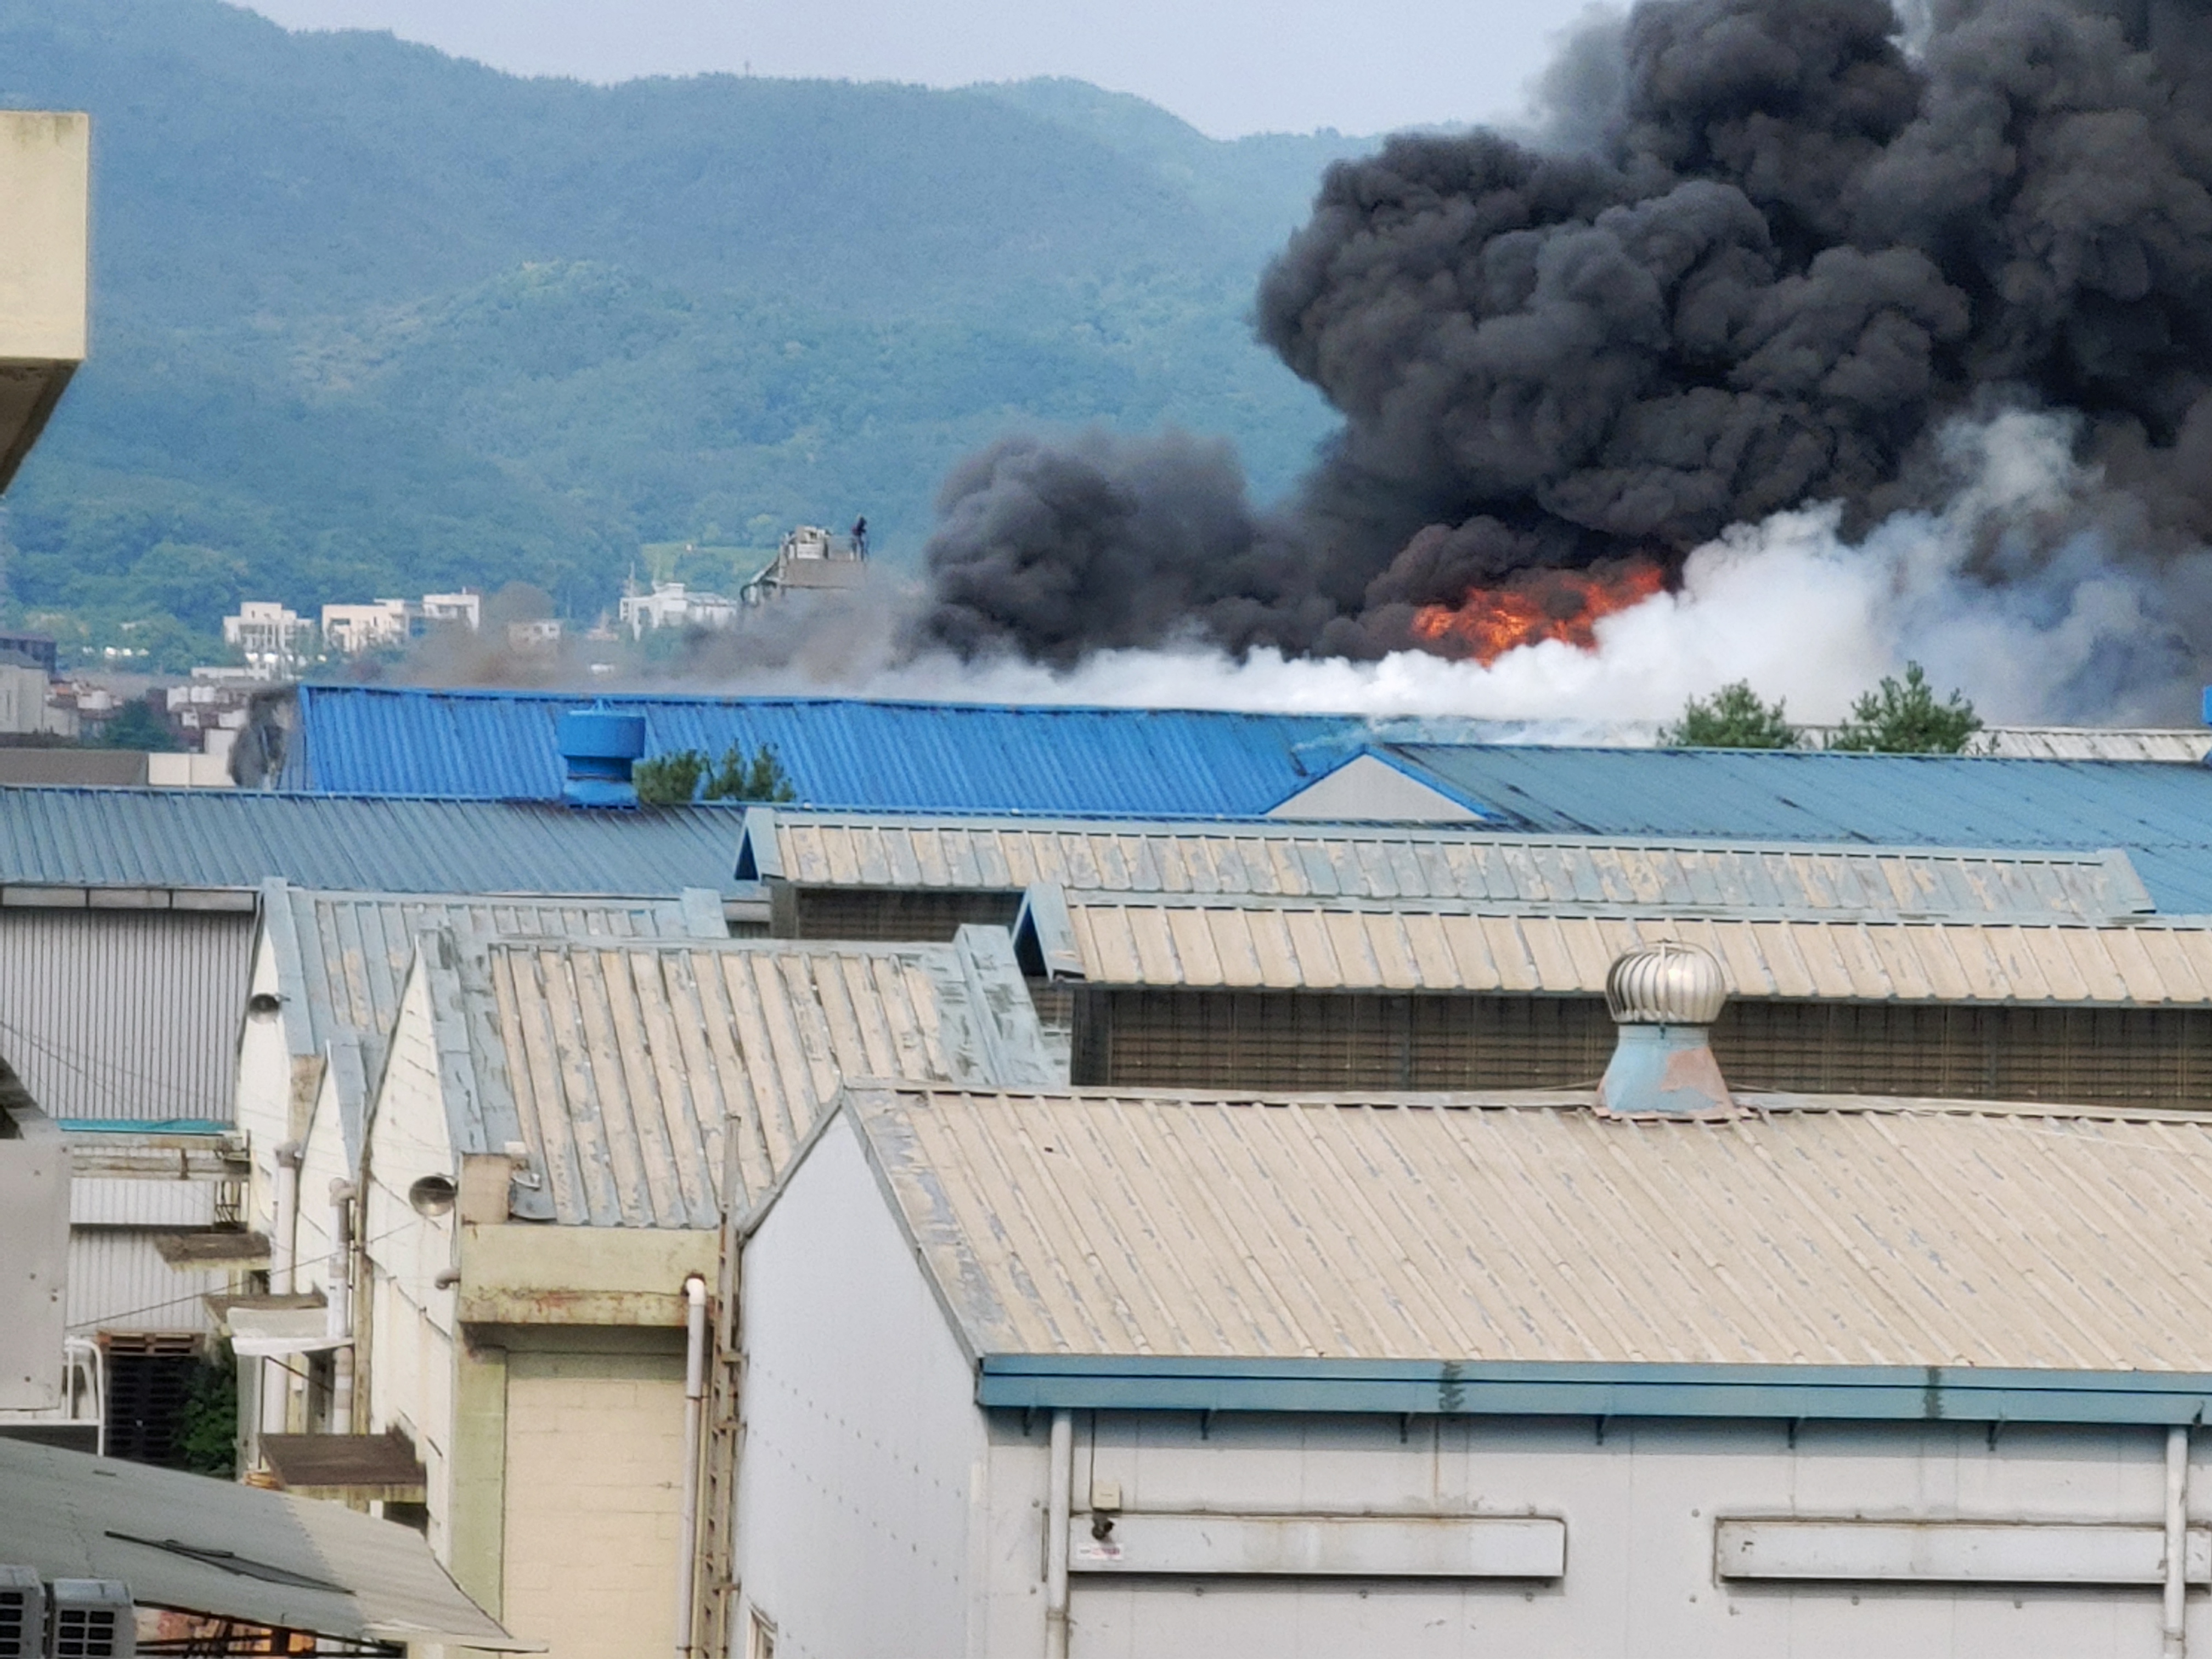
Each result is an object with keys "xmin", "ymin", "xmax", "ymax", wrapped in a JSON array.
[
  {"xmin": 1046, "ymin": 896, "xmax": 2212, "ymax": 1006},
  {"xmin": 441, "ymin": 927, "xmax": 1054, "ymax": 1227},
  {"xmin": 751, "ymin": 810, "xmax": 2154, "ymax": 921},
  {"xmin": 849, "ymin": 1085, "xmax": 2212, "ymax": 1372}
]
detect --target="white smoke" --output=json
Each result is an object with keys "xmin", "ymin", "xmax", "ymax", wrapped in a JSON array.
[{"xmin": 832, "ymin": 411, "xmax": 2185, "ymax": 727}]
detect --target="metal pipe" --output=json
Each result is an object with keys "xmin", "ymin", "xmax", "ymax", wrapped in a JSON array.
[
  {"xmin": 2168, "ymin": 1425, "xmax": 2190, "ymax": 1659},
  {"xmin": 674, "ymin": 1276, "xmax": 709, "ymax": 1659},
  {"xmin": 327, "ymin": 1180, "xmax": 354, "ymax": 1434},
  {"xmin": 1044, "ymin": 1408, "xmax": 1072, "ymax": 1659},
  {"xmin": 271, "ymin": 1142, "xmax": 301, "ymax": 1295}
]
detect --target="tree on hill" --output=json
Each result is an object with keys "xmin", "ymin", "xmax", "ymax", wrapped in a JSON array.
[
  {"xmin": 1828, "ymin": 663, "xmax": 1983, "ymax": 754},
  {"xmin": 94, "ymin": 695, "xmax": 181, "ymax": 752},
  {"xmin": 1661, "ymin": 682, "xmax": 1800, "ymax": 749}
]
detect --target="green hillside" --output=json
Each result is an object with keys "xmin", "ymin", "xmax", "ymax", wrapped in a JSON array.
[{"xmin": 0, "ymin": 2, "xmax": 1369, "ymax": 661}]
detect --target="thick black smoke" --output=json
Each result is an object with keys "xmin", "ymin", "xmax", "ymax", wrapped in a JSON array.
[{"xmin": 913, "ymin": 0, "xmax": 2212, "ymax": 663}]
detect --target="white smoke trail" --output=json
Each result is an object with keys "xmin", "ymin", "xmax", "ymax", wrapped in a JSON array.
[{"xmin": 830, "ymin": 411, "xmax": 2183, "ymax": 727}]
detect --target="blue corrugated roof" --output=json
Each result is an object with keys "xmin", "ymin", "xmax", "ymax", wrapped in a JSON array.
[
  {"xmin": 277, "ymin": 687, "xmax": 1391, "ymax": 812},
  {"xmin": 0, "ymin": 788, "xmax": 745, "ymax": 894},
  {"xmin": 1387, "ymin": 744, "xmax": 2212, "ymax": 913}
]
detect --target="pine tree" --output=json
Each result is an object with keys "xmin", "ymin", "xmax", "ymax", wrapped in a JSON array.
[{"xmin": 1660, "ymin": 682, "xmax": 1800, "ymax": 749}]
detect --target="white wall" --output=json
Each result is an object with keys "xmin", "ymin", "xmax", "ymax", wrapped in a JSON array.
[
  {"xmin": 234, "ymin": 932, "xmax": 292, "ymax": 1240},
  {"xmin": 359, "ymin": 963, "xmax": 459, "ymax": 1515},
  {"xmin": 1027, "ymin": 1413, "xmax": 2196, "ymax": 1659},
  {"xmin": 736, "ymin": 1115, "xmax": 989, "ymax": 1659},
  {"xmin": 738, "ymin": 1124, "xmax": 2210, "ymax": 1659}
]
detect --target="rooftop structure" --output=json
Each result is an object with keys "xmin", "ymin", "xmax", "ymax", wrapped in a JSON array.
[
  {"xmin": 742, "ymin": 808, "xmax": 2155, "ymax": 923},
  {"xmin": 732, "ymin": 1077, "xmax": 2212, "ymax": 1658},
  {"xmin": 0, "ymin": 787, "xmax": 760, "ymax": 898},
  {"xmin": 0, "ymin": 111, "xmax": 87, "ymax": 491},
  {"xmin": 826, "ymin": 1083, "xmax": 2212, "ymax": 1389},
  {"xmin": 0, "ymin": 1436, "xmax": 521, "ymax": 1651}
]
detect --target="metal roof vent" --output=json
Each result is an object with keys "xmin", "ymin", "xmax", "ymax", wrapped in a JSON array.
[
  {"xmin": 557, "ymin": 703, "xmax": 646, "ymax": 808},
  {"xmin": 1597, "ymin": 940, "xmax": 1735, "ymax": 1116}
]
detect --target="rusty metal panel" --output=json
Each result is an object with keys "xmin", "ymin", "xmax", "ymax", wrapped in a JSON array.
[{"xmin": 848, "ymin": 1084, "xmax": 2212, "ymax": 1370}]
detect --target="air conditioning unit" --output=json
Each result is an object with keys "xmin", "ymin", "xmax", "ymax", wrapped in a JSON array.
[
  {"xmin": 0, "ymin": 1567, "xmax": 43, "ymax": 1659},
  {"xmin": 44, "ymin": 1581, "xmax": 131, "ymax": 1659}
]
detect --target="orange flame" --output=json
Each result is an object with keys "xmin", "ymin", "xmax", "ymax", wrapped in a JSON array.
[{"xmin": 1410, "ymin": 559, "xmax": 1667, "ymax": 665}]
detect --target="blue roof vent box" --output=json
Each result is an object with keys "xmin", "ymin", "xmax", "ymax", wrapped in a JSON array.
[{"xmin": 557, "ymin": 704, "xmax": 647, "ymax": 808}]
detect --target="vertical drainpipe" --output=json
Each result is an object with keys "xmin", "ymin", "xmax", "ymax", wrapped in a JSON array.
[
  {"xmin": 327, "ymin": 1180, "xmax": 354, "ymax": 1434},
  {"xmin": 674, "ymin": 1276, "xmax": 709, "ymax": 1659},
  {"xmin": 2167, "ymin": 1425, "xmax": 2191, "ymax": 1659},
  {"xmin": 1044, "ymin": 1408, "xmax": 1073, "ymax": 1659},
  {"xmin": 260, "ymin": 1143, "xmax": 302, "ymax": 1445}
]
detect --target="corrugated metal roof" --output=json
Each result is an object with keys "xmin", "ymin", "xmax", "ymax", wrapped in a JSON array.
[
  {"xmin": 268, "ymin": 881, "xmax": 721, "ymax": 1064},
  {"xmin": 269, "ymin": 883, "xmax": 725, "ymax": 1167},
  {"xmin": 278, "ymin": 686, "xmax": 1386, "ymax": 812},
  {"xmin": 0, "ymin": 787, "xmax": 748, "ymax": 894},
  {"xmin": 752, "ymin": 808, "xmax": 2149, "ymax": 923},
  {"xmin": 428, "ymin": 927, "xmax": 1055, "ymax": 1227},
  {"xmin": 0, "ymin": 1437, "xmax": 524, "ymax": 1649},
  {"xmin": 846, "ymin": 1084, "xmax": 2212, "ymax": 1370},
  {"xmin": 1384, "ymin": 745, "xmax": 2212, "ymax": 913},
  {"xmin": 1041, "ymin": 895, "xmax": 2212, "ymax": 1004}
]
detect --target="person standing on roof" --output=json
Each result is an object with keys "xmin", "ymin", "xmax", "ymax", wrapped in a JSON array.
[{"xmin": 850, "ymin": 516, "xmax": 868, "ymax": 558}]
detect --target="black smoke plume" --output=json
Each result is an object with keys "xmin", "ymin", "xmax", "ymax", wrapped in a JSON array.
[{"xmin": 912, "ymin": 0, "xmax": 2212, "ymax": 664}]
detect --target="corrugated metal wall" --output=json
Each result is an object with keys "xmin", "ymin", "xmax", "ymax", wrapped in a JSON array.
[
  {"xmin": 0, "ymin": 910, "xmax": 255, "ymax": 1122},
  {"xmin": 1077, "ymin": 989, "xmax": 2212, "ymax": 1107},
  {"xmin": 789, "ymin": 887, "xmax": 1022, "ymax": 942},
  {"xmin": 67, "ymin": 1229, "xmax": 222, "ymax": 1334}
]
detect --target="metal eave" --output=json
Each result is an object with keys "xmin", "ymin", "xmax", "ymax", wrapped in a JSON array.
[{"xmin": 976, "ymin": 1356, "xmax": 2212, "ymax": 1425}]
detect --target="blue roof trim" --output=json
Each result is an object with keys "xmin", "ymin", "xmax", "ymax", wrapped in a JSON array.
[
  {"xmin": 55, "ymin": 1118, "xmax": 232, "ymax": 1135},
  {"xmin": 977, "ymin": 1356, "xmax": 2212, "ymax": 1425}
]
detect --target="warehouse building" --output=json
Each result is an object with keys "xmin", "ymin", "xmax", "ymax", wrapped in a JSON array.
[
  {"xmin": 0, "ymin": 787, "xmax": 765, "ymax": 1460},
  {"xmin": 731, "ymin": 1052, "xmax": 2212, "ymax": 1658},
  {"xmin": 275, "ymin": 924, "xmax": 1054, "ymax": 1659}
]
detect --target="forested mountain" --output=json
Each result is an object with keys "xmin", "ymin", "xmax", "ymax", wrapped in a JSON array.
[{"xmin": 0, "ymin": 0, "xmax": 1369, "ymax": 662}]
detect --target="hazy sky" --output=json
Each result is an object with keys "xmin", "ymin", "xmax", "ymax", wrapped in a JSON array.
[{"xmin": 233, "ymin": 0, "xmax": 1600, "ymax": 138}]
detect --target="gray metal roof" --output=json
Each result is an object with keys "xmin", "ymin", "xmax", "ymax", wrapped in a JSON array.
[
  {"xmin": 264, "ymin": 882, "xmax": 727, "ymax": 1169},
  {"xmin": 743, "ymin": 807, "xmax": 2152, "ymax": 923},
  {"xmin": 0, "ymin": 786, "xmax": 751, "ymax": 895},
  {"xmin": 0, "ymin": 1436, "xmax": 527, "ymax": 1649},
  {"xmin": 843, "ymin": 1084, "xmax": 2212, "ymax": 1372},
  {"xmin": 417, "ymin": 926, "xmax": 1056, "ymax": 1226},
  {"xmin": 1026, "ymin": 893, "xmax": 2212, "ymax": 1005}
]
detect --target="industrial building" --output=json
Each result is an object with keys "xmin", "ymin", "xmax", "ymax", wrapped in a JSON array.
[
  {"xmin": 257, "ymin": 924, "xmax": 1054, "ymax": 1659},
  {"xmin": 732, "ymin": 1058, "xmax": 2212, "ymax": 1658}
]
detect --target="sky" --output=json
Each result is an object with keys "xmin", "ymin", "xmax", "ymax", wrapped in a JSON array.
[{"xmin": 233, "ymin": 0, "xmax": 1601, "ymax": 138}]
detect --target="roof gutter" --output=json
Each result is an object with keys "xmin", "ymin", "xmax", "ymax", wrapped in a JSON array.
[{"xmin": 978, "ymin": 1357, "xmax": 2212, "ymax": 1427}]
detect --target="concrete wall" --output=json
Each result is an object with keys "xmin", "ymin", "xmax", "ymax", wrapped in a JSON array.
[
  {"xmin": 735, "ymin": 1114, "xmax": 988, "ymax": 1659},
  {"xmin": 502, "ymin": 1339, "xmax": 686, "ymax": 1658}
]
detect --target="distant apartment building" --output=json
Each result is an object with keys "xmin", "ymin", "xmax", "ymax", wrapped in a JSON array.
[
  {"xmin": 506, "ymin": 618, "xmax": 562, "ymax": 653},
  {"xmin": 321, "ymin": 591, "xmax": 483, "ymax": 654},
  {"xmin": 319, "ymin": 599, "xmax": 411, "ymax": 654},
  {"xmin": 0, "ymin": 662, "xmax": 73, "ymax": 737},
  {"xmin": 222, "ymin": 600, "xmax": 316, "ymax": 677},
  {"xmin": 421, "ymin": 590, "xmax": 481, "ymax": 630},
  {"xmin": 619, "ymin": 580, "xmax": 741, "ymax": 637}
]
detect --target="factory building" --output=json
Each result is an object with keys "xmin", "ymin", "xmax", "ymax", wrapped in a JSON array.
[
  {"xmin": 732, "ymin": 1052, "xmax": 2212, "ymax": 1657},
  {"xmin": 267, "ymin": 926, "xmax": 1054, "ymax": 1659}
]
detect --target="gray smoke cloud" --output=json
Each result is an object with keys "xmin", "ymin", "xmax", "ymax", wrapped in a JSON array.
[{"xmin": 911, "ymin": 0, "xmax": 2212, "ymax": 671}]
